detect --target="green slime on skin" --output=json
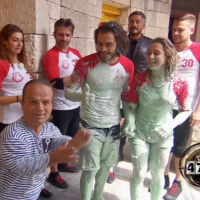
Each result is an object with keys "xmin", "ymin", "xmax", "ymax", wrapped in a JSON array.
[
  {"xmin": 66, "ymin": 61, "xmax": 131, "ymax": 200},
  {"xmin": 122, "ymin": 74, "xmax": 190, "ymax": 200}
]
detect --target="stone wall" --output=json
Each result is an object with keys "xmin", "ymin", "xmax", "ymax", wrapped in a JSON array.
[
  {"xmin": 0, "ymin": 0, "xmax": 102, "ymax": 78},
  {"xmin": 116, "ymin": 0, "xmax": 172, "ymax": 38}
]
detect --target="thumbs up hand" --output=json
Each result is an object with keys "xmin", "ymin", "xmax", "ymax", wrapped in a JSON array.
[{"xmin": 83, "ymin": 83, "xmax": 95, "ymax": 105}]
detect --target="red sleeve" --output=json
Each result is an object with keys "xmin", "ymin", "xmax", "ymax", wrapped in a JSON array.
[
  {"xmin": 127, "ymin": 72, "xmax": 146, "ymax": 103},
  {"xmin": 0, "ymin": 60, "xmax": 10, "ymax": 89},
  {"xmin": 67, "ymin": 53, "xmax": 98, "ymax": 90},
  {"xmin": 173, "ymin": 75, "xmax": 189, "ymax": 111},
  {"xmin": 190, "ymin": 42, "xmax": 200, "ymax": 64},
  {"xmin": 43, "ymin": 47, "xmax": 60, "ymax": 81},
  {"xmin": 119, "ymin": 56, "xmax": 134, "ymax": 102}
]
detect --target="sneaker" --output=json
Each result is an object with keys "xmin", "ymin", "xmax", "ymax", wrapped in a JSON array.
[
  {"xmin": 107, "ymin": 172, "xmax": 115, "ymax": 184},
  {"xmin": 40, "ymin": 188, "xmax": 52, "ymax": 198},
  {"xmin": 163, "ymin": 182, "xmax": 182, "ymax": 200},
  {"xmin": 48, "ymin": 172, "xmax": 69, "ymax": 189},
  {"xmin": 58, "ymin": 164, "xmax": 79, "ymax": 173}
]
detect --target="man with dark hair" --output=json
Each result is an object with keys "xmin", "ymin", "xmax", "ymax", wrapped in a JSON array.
[
  {"xmin": 126, "ymin": 11, "xmax": 152, "ymax": 75},
  {"xmin": 0, "ymin": 79, "xmax": 90, "ymax": 200},
  {"xmin": 43, "ymin": 18, "xmax": 81, "ymax": 189},
  {"xmin": 65, "ymin": 21, "xmax": 134, "ymax": 200},
  {"xmin": 163, "ymin": 13, "xmax": 200, "ymax": 200}
]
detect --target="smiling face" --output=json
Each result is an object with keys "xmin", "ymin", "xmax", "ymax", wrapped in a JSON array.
[
  {"xmin": 146, "ymin": 42, "xmax": 167, "ymax": 71},
  {"xmin": 96, "ymin": 31, "xmax": 118, "ymax": 64},
  {"xmin": 54, "ymin": 26, "xmax": 73, "ymax": 51},
  {"xmin": 21, "ymin": 84, "xmax": 53, "ymax": 132},
  {"xmin": 3, "ymin": 32, "xmax": 24, "ymax": 57}
]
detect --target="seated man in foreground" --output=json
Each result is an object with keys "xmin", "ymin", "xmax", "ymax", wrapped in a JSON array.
[{"xmin": 0, "ymin": 79, "xmax": 90, "ymax": 200}]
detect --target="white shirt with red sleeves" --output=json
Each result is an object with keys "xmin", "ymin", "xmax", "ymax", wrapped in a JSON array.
[
  {"xmin": 0, "ymin": 60, "xmax": 32, "ymax": 124},
  {"xmin": 43, "ymin": 46, "xmax": 81, "ymax": 110},
  {"xmin": 174, "ymin": 42, "xmax": 200, "ymax": 111},
  {"xmin": 68, "ymin": 53, "xmax": 134, "ymax": 128}
]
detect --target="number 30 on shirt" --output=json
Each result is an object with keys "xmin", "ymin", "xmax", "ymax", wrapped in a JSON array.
[{"xmin": 182, "ymin": 59, "xmax": 194, "ymax": 68}]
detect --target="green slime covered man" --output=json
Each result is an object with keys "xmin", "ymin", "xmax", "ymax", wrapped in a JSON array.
[{"xmin": 66, "ymin": 21, "xmax": 134, "ymax": 200}]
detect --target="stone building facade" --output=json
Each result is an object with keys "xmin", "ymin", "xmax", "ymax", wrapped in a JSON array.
[
  {"xmin": 0, "ymin": 0, "xmax": 173, "ymax": 77},
  {"xmin": 0, "ymin": 0, "xmax": 199, "ymax": 145}
]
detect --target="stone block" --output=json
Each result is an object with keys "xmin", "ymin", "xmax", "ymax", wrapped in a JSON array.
[
  {"xmin": 61, "ymin": 7, "xmax": 88, "ymax": 38},
  {"xmin": 61, "ymin": 0, "xmax": 90, "ymax": 14},
  {"xmin": 89, "ymin": 0, "xmax": 97, "ymax": 6},
  {"xmin": 87, "ymin": 39, "xmax": 96, "ymax": 55},
  {"xmin": 94, "ymin": 17, "xmax": 101, "ymax": 29},
  {"xmin": 87, "ymin": 16, "xmax": 95, "ymax": 28},
  {"xmin": 159, "ymin": 28, "xmax": 169, "ymax": 38},
  {"xmin": 92, "ymin": 5, "xmax": 98, "ymax": 17},
  {"xmin": 130, "ymin": 7, "xmax": 145, "ymax": 14},
  {"xmin": 49, "ymin": 19, "xmax": 57, "ymax": 35},
  {"xmin": 144, "ymin": 26, "xmax": 160, "ymax": 39},
  {"xmin": 0, "ymin": 0, "xmax": 36, "ymax": 33},
  {"xmin": 36, "ymin": 0, "xmax": 50, "ymax": 34},
  {"xmin": 49, "ymin": 2, "xmax": 60, "ymax": 19},
  {"xmin": 147, "ymin": 0, "xmax": 171, "ymax": 14},
  {"xmin": 117, "ymin": 8, "xmax": 130, "ymax": 25},
  {"xmin": 48, "ymin": 0, "xmax": 60, "ymax": 5},
  {"xmin": 88, "ymin": 4, "xmax": 93, "ymax": 16},
  {"xmin": 96, "ymin": 0, "xmax": 103, "ymax": 18},
  {"xmin": 47, "ymin": 36, "xmax": 55, "ymax": 51},
  {"xmin": 60, "ymin": 0, "xmax": 73, "ymax": 9},
  {"xmin": 25, "ymin": 34, "xmax": 48, "ymax": 73},
  {"xmin": 87, "ymin": 27, "xmax": 94, "ymax": 39},
  {"xmin": 103, "ymin": 0, "xmax": 130, "ymax": 8},
  {"xmin": 130, "ymin": 0, "xmax": 145, "ymax": 10},
  {"xmin": 146, "ymin": 11, "xmax": 170, "ymax": 28}
]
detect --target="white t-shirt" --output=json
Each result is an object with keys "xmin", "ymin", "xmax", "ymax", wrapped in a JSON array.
[
  {"xmin": 174, "ymin": 42, "xmax": 200, "ymax": 111},
  {"xmin": 43, "ymin": 46, "xmax": 81, "ymax": 110},
  {"xmin": 0, "ymin": 60, "xmax": 32, "ymax": 124}
]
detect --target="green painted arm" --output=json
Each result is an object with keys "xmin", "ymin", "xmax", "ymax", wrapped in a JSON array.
[{"xmin": 122, "ymin": 101, "xmax": 138, "ymax": 138}]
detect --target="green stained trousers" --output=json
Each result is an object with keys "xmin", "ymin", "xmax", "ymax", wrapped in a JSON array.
[
  {"xmin": 80, "ymin": 121, "xmax": 120, "ymax": 200},
  {"xmin": 129, "ymin": 135, "xmax": 173, "ymax": 200}
]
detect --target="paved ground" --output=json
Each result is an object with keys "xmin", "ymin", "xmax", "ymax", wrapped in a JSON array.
[{"xmin": 40, "ymin": 142, "xmax": 200, "ymax": 200}]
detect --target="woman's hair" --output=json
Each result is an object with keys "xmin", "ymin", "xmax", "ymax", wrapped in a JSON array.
[
  {"xmin": 147, "ymin": 37, "xmax": 178, "ymax": 81},
  {"xmin": 0, "ymin": 24, "xmax": 29, "ymax": 70},
  {"xmin": 94, "ymin": 21, "xmax": 129, "ymax": 56}
]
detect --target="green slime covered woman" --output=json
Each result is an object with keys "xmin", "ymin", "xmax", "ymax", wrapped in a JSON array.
[{"xmin": 122, "ymin": 37, "xmax": 191, "ymax": 200}]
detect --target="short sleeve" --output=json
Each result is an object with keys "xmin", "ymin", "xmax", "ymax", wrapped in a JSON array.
[
  {"xmin": 174, "ymin": 76, "xmax": 189, "ymax": 111},
  {"xmin": 43, "ymin": 48, "xmax": 60, "ymax": 81},
  {"xmin": 126, "ymin": 72, "xmax": 146, "ymax": 103}
]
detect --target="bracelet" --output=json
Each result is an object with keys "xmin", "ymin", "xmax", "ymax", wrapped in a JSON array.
[{"xmin": 16, "ymin": 95, "xmax": 19, "ymax": 102}]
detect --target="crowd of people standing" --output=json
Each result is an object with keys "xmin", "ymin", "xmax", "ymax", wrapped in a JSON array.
[{"xmin": 0, "ymin": 10, "xmax": 199, "ymax": 200}]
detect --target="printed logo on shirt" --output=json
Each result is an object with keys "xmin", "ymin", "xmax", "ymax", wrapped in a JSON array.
[
  {"xmin": 12, "ymin": 72, "xmax": 24, "ymax": 83},
  {"xmin": 72, "ymin": 59, "xmax": 79, "ymax": 65},
  {"xmin": 62, "ymin": 60, "xmax": 70, "ymax": 69},
  {"xmin": 42, "ymin": 138, "xmax": 53, "ymax": 153}
]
